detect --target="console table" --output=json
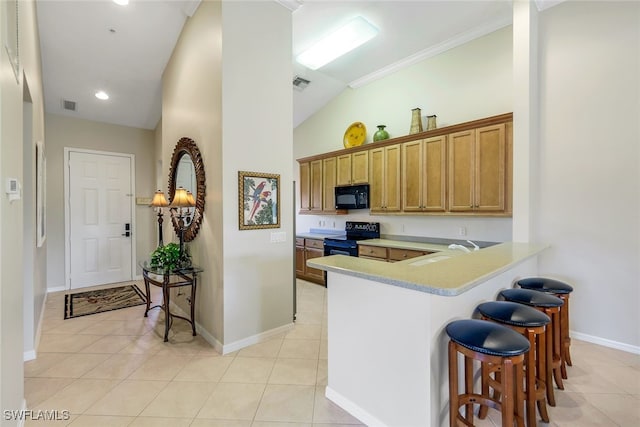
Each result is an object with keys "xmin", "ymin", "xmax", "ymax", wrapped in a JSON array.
[{"xmin": 139, "ymin": 261, "xmax": 203, "ymax": 342}]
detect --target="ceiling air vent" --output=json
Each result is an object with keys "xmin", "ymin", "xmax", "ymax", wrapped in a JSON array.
[
  {"xmin": 62, "ymin": 99, "xmax": 77, "ymax": 111},
  {"xmin": 292, "ymin": 76, "xmax": 310, "ymax": 92}
]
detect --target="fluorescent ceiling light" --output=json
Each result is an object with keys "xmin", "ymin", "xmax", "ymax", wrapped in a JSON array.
[
  {"xmin": 95, "ymin": 91, "xmax": 109, "ymax": 100},
  {"xmin": 296, "ymin": 16, "xmax": 378, "ymax": 70},
  {"xmin": 113, "ymin": 0, "xmax": 129, "ymax": 5}
]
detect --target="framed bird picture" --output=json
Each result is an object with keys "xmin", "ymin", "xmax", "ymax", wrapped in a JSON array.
[{"xmin": 238, "ymin": 171, "xmax": 280, "ymax": 230}]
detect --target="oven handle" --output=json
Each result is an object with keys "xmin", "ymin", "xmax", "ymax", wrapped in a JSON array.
[{"xmin": 327, "ymin": 249, "xmax": 352, "ymax": 256}]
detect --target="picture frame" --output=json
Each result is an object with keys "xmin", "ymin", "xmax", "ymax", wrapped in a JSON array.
[
  {"xmin": 238, "ymin": 171, "xmax": 280, "ymax": 230},
  {"xmin": 36, "ymin": 141, "xmax": 46, "ymax": 247}
]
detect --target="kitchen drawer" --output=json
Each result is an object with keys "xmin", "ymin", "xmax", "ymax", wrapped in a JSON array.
[
  {"xmin": 388, "ymin": 248, "xmax": 434, "ymax": 261},
  {"xmin": 358, "ymin": 245, "xmax": 387, "ymax": 259},
  {"xmin": 305, "ymin": 238, "xmax": 324, "ymax": 250},
  {"xmin": 296, "ymin": 237, "xmax": 305, "ymax": 247}
]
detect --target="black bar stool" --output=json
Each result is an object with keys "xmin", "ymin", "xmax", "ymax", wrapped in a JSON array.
[
  {"xmin": 516, "ymin": 277, "xmax": 574, "ymax": 379},
  {"xmin": 446, "ymin": 319, "xmax": 530, "ymax": 427},
  {"xmin": 477, "ymin": 301, "xmax": 551, "ymax": 427},
  {"xmin": 499, "ymin": 288, "xmax": 564, "ymax": 407}
]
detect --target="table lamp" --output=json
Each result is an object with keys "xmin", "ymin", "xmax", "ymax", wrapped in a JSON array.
[
  {"xmin": 150, "ymin": 190, "xmax": 169, "ymax": 247},
  {"xmin": 169, "ymin": 187, "xmax": 196, "ymax": 257}
]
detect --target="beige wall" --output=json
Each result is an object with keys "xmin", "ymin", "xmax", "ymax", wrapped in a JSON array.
[
  {"xmin": 535, "ymin": 1, "xmax": 640, "ymax": 348},
  {"xmin": 45, "ymin": 114, "xmax": 156, "ymax": 288},
  {"xmin": 221, "ymin": 1, "xmax": 293, "ymax": 346},
  {"xmin": 161, "ymin": 0, "xmax": 293, "ymax": 350},
  {"xmin": 1, "ymin": 0, "xmax": 47, "ymax": 420},
  {"xmin": 294, "ymin": 27, "xmax": 514, "ymax": 243},
  {"xmin": 162, "ymin": 0, "xmax": 225, "ymax": 344}
]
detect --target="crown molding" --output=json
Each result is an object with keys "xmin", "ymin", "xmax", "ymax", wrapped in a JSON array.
[{"xmin": 349, "ymin": 15, "xmax": 512, "ymax": 89}]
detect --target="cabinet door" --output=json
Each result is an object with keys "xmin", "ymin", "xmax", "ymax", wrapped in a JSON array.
[
  {"xmin": 384, "ymin": 144, "xmax": 401, "ymax": 212},
  {"xmin": 448, "ymin": 130, "xmax": 475, "ymax": 212},
  {"xmin": 370, "ymin": 145, "xmax": 401, "ymax": 213},
  {"xmin": 424, "ymin": 135, "xmax": 447, "ymax": 212},
  {"xmin": 323, "ymin": 157, "xmax": 337, "ymax": 212},
  {"xmin": 336, "ymin": 154, "xmax": 352, "ymax": 186},
  {"xmin": 351, "ymin": 151, "xmax": 369, "ymax": 184},
  {"xmin": 295, "ymin": 245, "xmax": 305, "ymax": 276},
  {"xmin": 304, "ymin": 247, "xmax": 325, "ymax": 282},
  {"xmin": 299, "ymin": 162, "xmax": 310, "ymax": 212},
  {"xmin": 402, "ymin": 140, "xmax": 424, "ymax": 212},
  {"xmin": 310, "ymin": 160, "xmax": 323, "ymax": 212},
  {"xmin": 369, "ymin": 148, "xmax": 385, "ymax": 212},
  {"xmin": 475, "ymin": 124, "xmax": 505, "ymax": 211}
]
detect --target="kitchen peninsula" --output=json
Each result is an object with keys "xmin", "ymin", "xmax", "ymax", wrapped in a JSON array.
[{"xmin": 307, "ymin": 242, "xmax": 547, "ymax": 427}]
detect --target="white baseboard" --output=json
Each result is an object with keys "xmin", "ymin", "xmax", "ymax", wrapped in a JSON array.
[
  {"xmin": 167, "ymin": 301, "xmax": 293, "ymax": 355},
  {"xmin": 47, "ymin": 285, "xmax": 66, "ymax": 293},
  {"xmin": 571, "ymin": 330, "xmax": 640, "ymax": 355},
  {"xmin": 222, "ymin": 322, "xmax": 294, "ymax": 355},
  {"xmin": 24, "ymin": 290, "xmax": 49, "ymax": 362},
  {"xmin": 325, "ymin": 386, "xmax": 383, "ymax": 427}
]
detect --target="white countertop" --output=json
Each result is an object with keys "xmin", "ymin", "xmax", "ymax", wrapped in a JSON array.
[{"xmin": 307, "ymin": 242, "xmax": 548, "ymax": 296}]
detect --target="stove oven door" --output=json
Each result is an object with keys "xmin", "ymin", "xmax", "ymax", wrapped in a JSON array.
[{"xmin": 323, "ymin": 239, "xmax": 358, "ymax": 257}]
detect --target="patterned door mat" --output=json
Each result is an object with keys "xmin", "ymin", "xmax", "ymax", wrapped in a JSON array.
[{"xmin": 64, "ymin": 284, "xmax": 147, "ymax": 319}]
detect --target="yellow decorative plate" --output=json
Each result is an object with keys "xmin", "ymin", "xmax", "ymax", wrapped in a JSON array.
[{"xmin": 343, "ymin": 122, "xmax": 367, "ymax": 148}]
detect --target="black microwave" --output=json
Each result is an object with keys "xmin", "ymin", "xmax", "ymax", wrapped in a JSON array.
[{"xmin": 335, "ymin": 184, "xmax": 369, "ymax": 210}]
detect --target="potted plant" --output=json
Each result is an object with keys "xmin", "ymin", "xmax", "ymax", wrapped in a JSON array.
[{"xmin": 150, "ymin": 242, "xmax": 190, "ymax": 270}]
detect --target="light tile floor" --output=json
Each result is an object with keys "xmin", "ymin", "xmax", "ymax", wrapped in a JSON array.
[{"xmin": 24, "ymin": 280, "xmax": 640, "ymax": 426}]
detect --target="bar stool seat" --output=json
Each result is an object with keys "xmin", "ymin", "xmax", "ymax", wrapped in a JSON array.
[
  {"xmin": 499, "ymin": 288, "xmax": 564, "ymax": 407},
  {"xmin": 477, "ymin": 301, "xmax": 551, "ymax": 427},
  {"xmin": 446, "ymin": 319, "xmax": 530, "ymax": 427},
  {"xmin": 516, "ymin": 277, "xmax": 574, "ymax": 378}
]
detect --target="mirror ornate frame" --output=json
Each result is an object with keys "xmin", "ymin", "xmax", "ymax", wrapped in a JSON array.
[{"xmin": 168, "ymin": 137, "xmax": 206, "ymax": 242}]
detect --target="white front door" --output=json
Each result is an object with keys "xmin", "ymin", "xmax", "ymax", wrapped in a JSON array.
[{"xmin": 67, "ymin": 150, "xmax": 133, "ymax": 289}]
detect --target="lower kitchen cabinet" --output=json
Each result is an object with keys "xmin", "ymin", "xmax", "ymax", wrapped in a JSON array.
[{"xmin": 295, "ymin": 237, "xmax": 326, "ymax": 285}]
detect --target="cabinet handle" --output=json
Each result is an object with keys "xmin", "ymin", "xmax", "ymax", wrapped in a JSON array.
[{"xmin": 403, "ymin": 254, "xmax": 408, "ymax": 258}]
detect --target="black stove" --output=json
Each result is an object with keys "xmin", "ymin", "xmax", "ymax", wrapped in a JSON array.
[{"xmin": 324, "ymin": 221, "xmax": 380, "ymax": 257}]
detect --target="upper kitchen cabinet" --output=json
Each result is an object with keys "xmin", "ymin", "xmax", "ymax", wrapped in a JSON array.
[
  {"xmin": 297, "ymin": 113, "xmax": 512, "ymax": 217},
  {"xmin": 448, "ymin": 123, "xmax": 509, "ymax": 213},
  {"xmin": 299, "ymin": 159, "xmax": 323, "ymax": 213},
  {"xmin": 336, "ymin": 151, "xmax": 369, "ymax": 186},
  {"xmin": 370, "ymin": 144, "xmax": 401, "ymax": 213},
  {"xmin": 402, "ymin": 135, "xmax": 447, "ymax": 212},
  {"xmin": 322, "ymin": 157, "xmax": 337, "ymax": 212}
]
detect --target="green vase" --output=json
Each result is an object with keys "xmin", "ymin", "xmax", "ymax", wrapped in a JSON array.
[{"xmin": 373, "ymin": 125, "xmax": 390, "ymax": 141}]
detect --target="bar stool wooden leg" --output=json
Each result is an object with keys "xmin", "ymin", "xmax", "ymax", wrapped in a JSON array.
[{"xmin": 558, "ymin": 293, "xmax": 572, "ymax": 379}]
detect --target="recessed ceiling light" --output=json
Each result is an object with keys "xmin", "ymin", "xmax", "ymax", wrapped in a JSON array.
[
  {"xmin": 296, "ymin": 16, "xmax": 379, "ymax": 70},
  {"xmin": 113, "ymin": 0, "xmax": 129, "ymax": 5},
  {"xmin": 95, "ymin": 91, "xmax": 109, "ymax": 100}
]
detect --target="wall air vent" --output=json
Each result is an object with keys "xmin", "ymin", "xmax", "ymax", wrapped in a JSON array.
[
  {"xmin": 62, "ymin": 99, "xmax": 77, "ymax": 111},
  {"xmin": 292, "ymin": 76, "xmax": 311, "ymax": 92}
]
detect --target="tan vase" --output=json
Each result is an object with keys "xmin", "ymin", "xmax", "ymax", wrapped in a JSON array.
[
  {"xmin": 427, "ymin": 115, "xmax": 437, "ymax": 130},
  {"xmin": 409, "ymin": 108, "xmax": 423, "ymax": 134}
]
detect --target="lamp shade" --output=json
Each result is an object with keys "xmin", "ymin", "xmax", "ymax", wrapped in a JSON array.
[
  {"xmin": 186, "ymin": 191, "xmax": 196, "ymax": 207},
  {"xmin": 150, "ymin": 190, "xmax": 169, "ymax": 207},
  {"xmin": 170, "ymin": 187, "xmax": 194, "ymax": 208}
]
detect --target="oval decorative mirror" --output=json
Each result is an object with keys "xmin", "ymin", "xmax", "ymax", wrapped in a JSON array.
[{"xmin": 168, "ymin": 137, "xmax": 206, "ymax": 242}]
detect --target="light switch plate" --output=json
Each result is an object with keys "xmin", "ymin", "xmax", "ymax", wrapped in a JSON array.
[{"xmin": 270, "ymin": 232, "xmax": 287, "ymax": 243}]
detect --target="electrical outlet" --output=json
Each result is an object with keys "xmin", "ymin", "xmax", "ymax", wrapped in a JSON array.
[
  {"xmin": 401, "ymin": 224, "xmax": 405, "ymax": 233},
  {"xmin": 458, "ymin": 226, "xmax": 467, "ymax": 236}
]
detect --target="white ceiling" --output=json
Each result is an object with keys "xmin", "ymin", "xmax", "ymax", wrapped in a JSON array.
[{"xmin": 36, "ymin": 0, "xmax": 515, "ymax": 131}]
